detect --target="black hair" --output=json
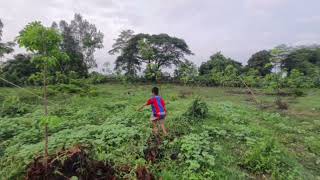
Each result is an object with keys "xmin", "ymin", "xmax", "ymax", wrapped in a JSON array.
[{"xmin": 152, "ymin": 87, "xmax": 159, "ymax": 95}]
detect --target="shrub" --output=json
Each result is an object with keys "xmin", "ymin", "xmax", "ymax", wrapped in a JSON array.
[
  {"xmin": 242, "ymin": 139, "xmax": 300, "ymax": 179},
  {"xmin": 87, "ymin": 72, "xmax": 108, "ymax": 84},
  {"xmin": 291, "ymin": 88, "xmax": 304, "ymax": 97},
  {"xmin": 0, "ymin": 96, "xmax": 30, "ymax": 117},
  {"xmin": 184, "ymin": 97, "xmax": 209, "ymax": 120},
  {"xmin": 48, "ymin": 79, "xmax": 92, "ymax": 95}
]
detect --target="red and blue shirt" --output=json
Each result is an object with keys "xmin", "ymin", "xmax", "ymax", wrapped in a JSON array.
[{"xmin": 147, "ymin": 96, "xmax": 166, "ymax": 118}]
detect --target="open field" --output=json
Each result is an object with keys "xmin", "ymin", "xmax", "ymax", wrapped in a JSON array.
[{"xmin": 0, "ymin": 84, "xmax": 320, "ymax": 179}]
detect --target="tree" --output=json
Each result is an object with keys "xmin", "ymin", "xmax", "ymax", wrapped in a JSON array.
[
  {"xmin": 17, "ymin": 21, "xmax": 68, "ymax": 168},
  {"xmin": 69, "ymin": 14, "xmax": 104, "ymax": 69},
  {"xmin": 51, "ymin": 14, "xmax": 104, "ymax": 75},
  {"xmin": 221, "ymin": 65, "xmax": 240, "ymax": 87},
  {"xmin": 199, "ymin": 52, "xmax": 242, "ymax": 75},
  {"xmin": 0, "ymin": 19, "xmax": 14, "ymax": 58},
  {"xmin": 52, "ymin": 20, "xmax": 87, "ymax": 76},
  {"xmin": 0, "ymin": 54, "xmax": 38, "ymax": 86},
  {"xmin": 246, "ymin": 50, "xmax": 272, "ymax": 76},
  {"xmin": 282, "ymin": 48, "xmax": 320, "ymax": 75},
  {"xmin": 102, "ymin": 62, "xmax": 112, "ymax": 75},
  {"xmin": 285, "ymin": 69, "xmax": 314, "ymax": 88},
  {"xmin": 108, "ymin": 29, "xmax": 134, "ymax": 55},
  {"xmin": 112, "ymin": 33, "xmax": 193, "ymax": 77},
  {"xmin": 174, "ymin": 60, "xmax": 198, "ymax": 85}
]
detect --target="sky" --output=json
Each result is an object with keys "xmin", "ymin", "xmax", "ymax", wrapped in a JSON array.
[{"xmin": 1, "ymin": 0, "xmax": 320, "ymax": 70}]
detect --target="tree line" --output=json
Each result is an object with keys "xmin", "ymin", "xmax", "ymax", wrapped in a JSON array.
[{"xmin": 0, "ymin": 14, "xmax": 320, "ymax": 88}]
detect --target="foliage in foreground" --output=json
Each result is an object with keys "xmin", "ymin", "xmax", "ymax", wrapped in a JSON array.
[{"xmin": 0, "ymin": 85, "xmax": 318, "ymax": 179}]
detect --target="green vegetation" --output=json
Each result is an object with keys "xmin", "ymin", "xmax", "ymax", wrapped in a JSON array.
[
  {"xmin": 0, "ymin": 84, "xmax": 319, "ymax": 179},
  {"xmin": 0, "ymin": 12, "xmax": 320, "ymax": 179}
]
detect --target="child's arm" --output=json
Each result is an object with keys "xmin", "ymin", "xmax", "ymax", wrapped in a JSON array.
[
  {"xmin": 137, "ymin": 103, "xmax": 148, "ymax": 111},
  {"xmin": 137, "ymin": 98, "xmax": 152, "ymax": 111}
]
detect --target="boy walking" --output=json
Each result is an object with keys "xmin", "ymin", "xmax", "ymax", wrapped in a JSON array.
[{"xmin": 138, "ymin": 87, "xmax": 167, "ymax": 135}]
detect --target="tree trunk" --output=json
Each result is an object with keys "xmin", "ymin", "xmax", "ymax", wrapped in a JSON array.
[{"xmin": 43, "ymin": 62, "xmax": 49, "ymax": 171}]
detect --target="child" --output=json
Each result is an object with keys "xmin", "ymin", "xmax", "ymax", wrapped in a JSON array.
[{"xmin": 138, "ymin": 87, "xmax": 167, "ymax": 135}]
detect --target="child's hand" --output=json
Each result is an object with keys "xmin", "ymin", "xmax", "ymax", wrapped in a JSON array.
[{"xmin": 137, "ymin": 107, "xmax": 143, "ymax": 112}]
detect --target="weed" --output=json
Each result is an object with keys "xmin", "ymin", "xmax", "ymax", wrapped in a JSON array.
[
  {"xmin": 184, "ymin": 97, "xmax": 208, "ymax": 120},
  {"xmin": 0, "ymin": 96, "xmax": 30, "ymax": 117}
]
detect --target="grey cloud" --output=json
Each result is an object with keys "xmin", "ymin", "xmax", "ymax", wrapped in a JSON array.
[{"xmin": 1, "ymin": 0, "xmax": 320, "ymax": 69}]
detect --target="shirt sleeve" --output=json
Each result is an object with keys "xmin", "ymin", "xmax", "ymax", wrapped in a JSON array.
[{"xmin": 146, "ymin": 98, "xmax": 153, "ymax": 105}]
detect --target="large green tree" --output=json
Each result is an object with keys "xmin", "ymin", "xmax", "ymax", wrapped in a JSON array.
[
  {"xmin": 52, "ymin": 14, "xmax": 104, "ymax": 75},
  {"xmin": 0, "ymin": 54, "xmax": 38, "ymax": 86},
  {"xmin": 108, "ymin": 29, "xmax": 134, "ymax": 55},
  {"xmin": 281, "ymin": 48, "xmax": 320, "ymax": 75},
  {"xmin": 70, "ymin": 14, "xmax": 104, "ymax": 69},
  {"xmin": 199, "ymin": 52, "xmax": 242, "ymax": 75},
  {"xmin": 17, "ymin": 21, "xmax": 68, "ymax": 167},
  {"xmin": 0, "ymin": 19, "xmax": 14, "ymax": 58},
  {"xmin": 112, "ymin": 33, "xmax": 193, "ymax": 77},
  {"xmin": 51, "ymin": 20, "xmax": 87, "ymax": 76},
  {"xmin": 246, "ymin": 50, "xmax": 272, "ymax": 76},
  {"xmin": 174, "ymin": 60, "xmax": 198, "ymax": 85}
]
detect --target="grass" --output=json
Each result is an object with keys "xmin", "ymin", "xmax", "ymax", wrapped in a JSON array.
[{"xmin": 0, "ymin": 83, "xmax": 319, "ymax": 179}]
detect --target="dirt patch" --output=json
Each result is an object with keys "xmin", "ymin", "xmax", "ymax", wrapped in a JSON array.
[
  {"xmin": 178, "ymin": 90, "xmax": 194, "ymax": 98},
  {"xmin": 136, "ymin": 166, "xmax": 155, "ymax": 180},
  {"xmin": 144, "ymin": 135, "xmax": 164, "ymax": 163},
  {"xmin": 26, "ymin": 146, "xmax": 154, "ymax": 180},
  {"xmin": 226, "ymin": 89, "xmax": 254, "ymax": 95},
  {"xmin": 26, "ymin": 146, "xmax": 116, "ymax": 180}
]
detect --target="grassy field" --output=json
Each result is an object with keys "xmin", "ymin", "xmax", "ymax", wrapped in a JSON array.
[{"xmin": 0, "ymin": 84, "xmax": 319, "ymax": 179}]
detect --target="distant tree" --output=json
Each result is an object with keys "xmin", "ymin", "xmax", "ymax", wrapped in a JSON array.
[
  {"xmin": 0, "ymin": 54, "xmax": 38, "ymax": 85},
  {"xmin": 199, "ymin": 52, "xmax": 242, "ymax": 75},
  {"xmin": 108, "ymin": 29, "xmax": 134, "ymax": 55},
  {"xmin": 69, "ymin": 14, "xmax": 104, "ymax": 69},
  {"xmin": 138, "ymin": 38, "xmax": 158, "ymax": 81},
  {"xmin": 51, "ymin": 14, "xmax": 104, "ymax": 75},
  {"xmin": 281, "ymin": 48, "xmax": 320, "ymax": 75},
  {"xmin": 174, "ymin": 60, "xmax": 198, "ymax": 85},
  {"xmin": 242, "ymin": 68, "xmax": 262, "ymax": 87},
  {"xmin": 113, "ymin": 33, "xmax": 193, "ymax": 77},
  {"xmin": 247, "ymin": 50, "xmax": 272, "ymax": 76},
  {"xmin": 286, "ymin": 69, "xmax": 314, "ymax": 88},
  {"xmin": 102, "ymin": 61, "xmax": 112, "ymax": 75},
  {"xmin": 221, "ymin": 65, "xmax": 240, "ymax": 87},
  {"xmin": 17, "ymin": 21, "xmax": 68, "ymax": 167},
  {"xmin": 0, "ymin": 19, "xmax": 14, "ymax": 58},
  {"xmin": 52, "ymin": 20, "xmax": 87, "ymax": 76}
]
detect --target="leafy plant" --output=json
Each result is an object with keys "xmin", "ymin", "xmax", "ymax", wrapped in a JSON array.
[
  {"xmin": 242, "ymin": 138, "xmax": 300, "ymax": 179},
  {"xmin": 184, "ymin": 97, "xmax": 208, "ymax": 120},
  {"xmin": 0, "ymin": 96, "xmax": 30, "ymax": 117}
]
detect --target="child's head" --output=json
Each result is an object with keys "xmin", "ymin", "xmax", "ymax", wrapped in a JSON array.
[{"xmin": 152, "ymin": 87, "xmax": 159, "ymax": 96}]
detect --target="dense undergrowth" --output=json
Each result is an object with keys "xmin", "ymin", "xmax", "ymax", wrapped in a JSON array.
[{"xmin": 0, "ymin": 84, "xmax": 319, "ymax": 179}]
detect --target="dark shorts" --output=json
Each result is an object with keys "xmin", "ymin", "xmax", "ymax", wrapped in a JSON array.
[{"xmin": 150, "ymin": 113, "xmax": 166, "ymax": 122}]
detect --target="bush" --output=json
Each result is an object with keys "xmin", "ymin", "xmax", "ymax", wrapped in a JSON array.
[
  {"xmin": 291, "ymin": 88, "xmax": 304, "ymax": 97},
  {"xmin": 242, "ymin": 139, "xmax": 300, "ymax": 179},
  {"xmin": 184, "ymin": 97, "xmax": 209, "ymax": 120},
  {"xmin": 87, "ymin": 72, "xmax": 108, "ymax": 84},
  {"xmin": 49, "ymin": 79, "xmax": 92, "ymax": 95},
  {"xmin": 0, "ymin": 96, "xmax": 30, "ymax": 117}
]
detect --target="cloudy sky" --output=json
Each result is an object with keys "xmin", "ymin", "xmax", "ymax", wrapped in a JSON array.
[{"xmin": 1, "ymin": 0, "xmax": 320, "ymax": 70}]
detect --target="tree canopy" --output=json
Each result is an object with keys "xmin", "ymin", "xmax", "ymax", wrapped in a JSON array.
[
  {"xmin": 246, "ymin": 50, "xmax": 272, "ymax": 76},
  {"xmin": 52, "ymin": 14, "xmax": 104, "ymax": 75},
  {"xmin": 112, "ymin": 33, "xmax": 193, "ymax": 77},
  {"xmin": 0, "ymin": 54, "xmax": 38, "ymax": 85},
  {"xmin": 281, "ymin": 48, "xmax": 320, "ymax": 75},
  {"xmin": 199, "ymin": 52, "xmax": 242, "ymax": 75},
  {"xmin": 0, "ymin": 19, "xmax": 14, "ymax": 58}
]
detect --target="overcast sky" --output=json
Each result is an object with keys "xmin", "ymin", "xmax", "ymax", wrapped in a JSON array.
[{"xmin": 1, "ymin": 0, "xmax": 320, "ymax": 70}]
